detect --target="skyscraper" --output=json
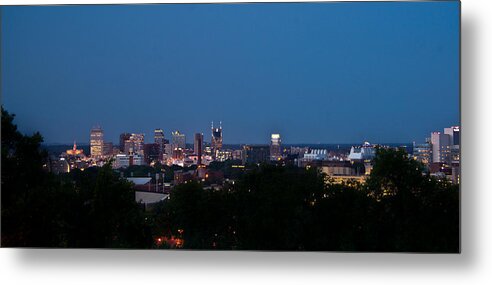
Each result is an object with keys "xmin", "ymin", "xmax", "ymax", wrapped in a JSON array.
[
  {"xmin": 211, "ymin": 121, "xmax": 223, "ymax": 158},
  {"xmin": 119, "ymin": 133, "xmax": 131, "ymax": 152},
  {"xmin": 444, "ymin": 126, "xmax": 460, "ymax": 146},
  {"xmin": 242, "ymin": 145, "xmax": 270, "ymax": 164},
  {"xmin": 172, "ymin": 131, "xmax": 186, "ymax": 150},
  {"xmin": 270, "ymin": 133, "xmax": 282, "ymax": 161},
  {"xmin": 124, "ymin": 133, "xmax": 145, "ymax": 155},
  {"xmin": 194, "ymin": 133, "xmax": 203, "ymax": 165},
  {"xmin": 431, "ymin": 131, "xmax": 451, "ymax": 164},
  {"xmin": 154, "ymin": 129, "xmax": 165, "ymax": 158},
  {"xmin": 90, "ymin": 126, "xmax": 104, "ymax": 158},
  {"xmin": 444, "ymin": 125, "xmax": 460, "ymax": 163},
  {"xmin": 144, "ymin": 143, "xmax": 160, "ymax": 164},
  {"xmin": 103, "ymin": 142, "xmax": 113, "ymax": 156}
]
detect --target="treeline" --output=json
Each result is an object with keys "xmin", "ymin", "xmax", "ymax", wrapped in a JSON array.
[
  {"xmin": 1, "ymin": 108, "xmax": 151, "ymax": 248},
  {"xmin": 156, "ymin": 149, "xmax": 459, "ymax": 252},
  {"xmin": 1, "ymin": 107, "xmax": 459, "ymax": 251}
]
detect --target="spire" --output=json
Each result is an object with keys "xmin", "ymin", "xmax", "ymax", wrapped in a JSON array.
[{"xmin": 73, "ymin": 140, "xmax": 77, "ymax": 151}]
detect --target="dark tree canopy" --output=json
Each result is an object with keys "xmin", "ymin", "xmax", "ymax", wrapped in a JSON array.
[
  {"xmin": 1, "ymin": 107, "xmax": 151, "ymax": 248},
  {"xmin": 1, "ymin": 107, "xmax": 459, "ymax": 251}
]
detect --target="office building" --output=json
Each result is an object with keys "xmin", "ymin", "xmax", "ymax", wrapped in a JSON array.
[
  {"xmin": 431, "ymin": 132, "xmax": 451, "ymax": 164},
  {"xmin": 412, "ymin": 141, "xmax": 431, "ymax": 166},
  {"xmin": 211, "ymin": 121, "xmax": 223, "ymax": 157},
  {"xmin": 270, "ymin": 133, "xmax": 282, "ymax": 161},
  {"xmin": 124, "ymin": 133, "xmax": 145, "ymax": 155},
  {"xmin": 444, "ymin": 126, "xmax": 460, "ymax": 146},
  {"xmin": 172, "ymin": 131, "xmax": 186, "ymax": 150},
  {"xmin": 242, "ymin": 145, "xmax": 270, "ymax": 164},
  {"xmin": 154, "ymin": 129, "xmax": 165, "ymax": 157},
  {"xmin": 144, "ymin": 143, "xmax": 160, "ymax": 164},
  {"xmin": 445, "ymin": 126, "xmax": 460, "ymax": 163},
  {"xmin": 119, "ymin": 133, "xmax": 131, "ymax": 152},
  {"xmin": 194, "ymin": 133, "xmax": 203, "ymax": 165},
  {"xmin": 114, "ymin": 154, "xmax": 130, "ymax": 169},
  {"xmin": 90, "ymin": 126, "xmax": 104, "ymax": 158},
  {"xmin": 103, "ymin": 142, "xmax": 113, "ymax": 157},
  {"xmin": 216, "ymin": 150, "xmax": 233, "ymax": 162}
]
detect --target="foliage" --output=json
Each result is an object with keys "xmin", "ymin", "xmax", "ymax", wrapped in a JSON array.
[
  {"xmin": 158, "ymin": 150, "xmax": 459, "ymax": 252},
  {"xmin": 1, "ymin": 107, "xmax": 459, "ymax": 251},
  {"xmin": 1, "ymin": 107, "xmax": 151, "ymax": 248}
]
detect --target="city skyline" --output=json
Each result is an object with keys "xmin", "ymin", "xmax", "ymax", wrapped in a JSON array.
[{"xmin": 1, "ymin": 2, "xmax": 459, "ymax": 144}]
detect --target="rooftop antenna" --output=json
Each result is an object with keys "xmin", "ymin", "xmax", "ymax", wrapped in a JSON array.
[
  {"xmin": 219, "ymin": 121, "xmax": 222, "ymax": 129},
  {"xmin": 211, "ymin": 121, "xmax": 214, "ymax": 129}
]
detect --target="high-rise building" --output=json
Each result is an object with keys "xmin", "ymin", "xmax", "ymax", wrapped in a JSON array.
[
  {"xmin": 103, "ymin": 142, "xmax": 113, "ymax": 157},
  {"xmin": 211, "ymin": 121, "xmax": 223, "ymax": 157},
  {"xmin": 444, "ymin": 126, "xmax": 460, "ymax": 146},
  {"xmin": 124, "ymin": 133, "xmax": 145, "ymax": 155},
  {"xmin": 445, "ymin": 126, "xmax": 460, "ymax": 163},
  {"xmin": 172, "ymin": 131, "xmax": 186, "ymax": 150},
  {"xmin": 144, "ymin": 143, "xmax": 160, "ymax": 164},
  {"xmin": 412, "ymin": 141, "xmax": 431, "ymax": 166},
  {"xmin": 194, "ymin": 133, "xmax": 203, "ymax": 165},
  {"xmin": 242, "ymin": 145, "xmax": 270, "ymax": 165},
  {"xmin": 132, "ymin": 133, "xmax": 145, "ymax": 155},
  {"xmin": 431, "ymin": 132, "xmax": 451, "ymax": 164},
  {"xmin": 119, "ymin": 133, "xmax": 131, "ymax": 152},
  {"xmin": 270, "ymin": 133, "xmax": 282, "ymax": 161},
  {"xmin": 154, "ymin": 129, "xmax": 165, "ymax": 157},
  {"xmin": 90, "ymin": 126, "xmax": 104, "ymax": 158}
]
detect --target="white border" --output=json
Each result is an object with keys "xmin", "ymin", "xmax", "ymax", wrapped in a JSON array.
[{"xmin": 2, "ymin": 0, "xmax": 492, "ymax": 284}]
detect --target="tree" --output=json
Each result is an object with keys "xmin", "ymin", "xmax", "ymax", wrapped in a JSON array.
[
  {"xmin": 365, "ymin": 147, "xmax": 459, "ymax": 252},
  {"xmin": 1, "ymin": 107, "xmax": 151, "ymax": 248}
]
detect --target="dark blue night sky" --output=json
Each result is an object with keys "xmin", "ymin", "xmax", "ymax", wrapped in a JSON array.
[{"xmin": 1, "ymin": 2, "xmax": 459, "ymax": 144}]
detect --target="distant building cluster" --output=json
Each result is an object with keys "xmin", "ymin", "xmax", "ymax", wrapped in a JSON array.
[
  {"xmin": 413, "ymin": 126, "xmax": 460, "ymax": 184},
  {"xmin": 48, "ymin": 123, "xmax": 460, "ymax": 197}
]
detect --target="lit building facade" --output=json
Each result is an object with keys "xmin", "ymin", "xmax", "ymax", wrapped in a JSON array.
[
  {"xmin": 270, "ymin": 133, "xmax": 282, "ymax": 161},
  {"xmin": 211, "ymin": 121, "xmax": 223, "ymax": 157},
  {"xmin": 445, "ymin": 126, "xmax": 460, "ymax": 163},
  {"xmin": 90, "ymin": 126, "xmax": 104, "ymax": 158},
  {"xmin": 348, "ymin": 142, "xmax": 376, "ymax": 162},
  {"xmin": 444, "ymin": 126, "xmax": 460, "ymax": 146},
  {"xmin": 431, "ymin": 132, "xmax": 451, "ymax": 164},
  {"xmin": 124, "ymin": 133, "xmax": 145, "ymax": 155},
  {"xmin": 303, "ymin": 149, "xmax": 328, "ymax": 161},
  {"xmin": 114, "ymin": 154, "xmax": 130, "ymax": 169},
  {"xmin": 172, "ymin": 131, "xmax": 186, "ymax": 150},
  {"xmin": 66, "ymin": 141, "xmax": 84, "ymax": 156},
  {"xmin": 113, "ymin": 153, "xmax": 144, "ymax": 169},
  {"xmin": 412, "ymin": 141, "xmax": 431, "ymax": 166},
  {"xmin": 216, "ymin": 150, "xmax": 233, "ymax": 162}
]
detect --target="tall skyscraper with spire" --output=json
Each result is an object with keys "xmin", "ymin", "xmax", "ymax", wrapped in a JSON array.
[{"xmin": 211, "ymin": 121, "xmax": 223, "ymax": 158}]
